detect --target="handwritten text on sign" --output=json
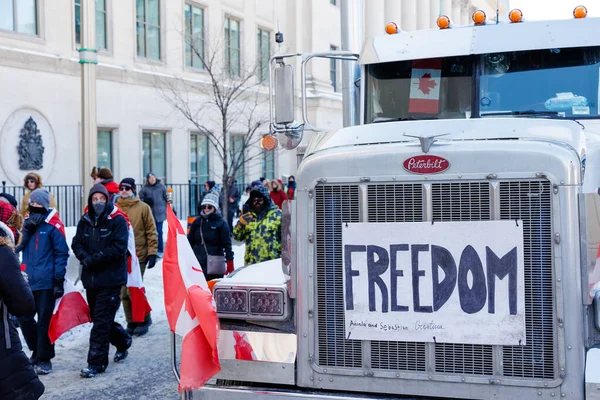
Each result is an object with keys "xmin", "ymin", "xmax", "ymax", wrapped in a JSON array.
[{"xmin": 342, "ymin": 221, "xmax": 526, "ymax": 345}]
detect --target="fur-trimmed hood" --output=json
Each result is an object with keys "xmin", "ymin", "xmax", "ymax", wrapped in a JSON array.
[
  {"xmin": 0, "ymin": 221, "xmax": 15, "ymax": 246},
  {"xmin": 23, "ymin": 172, "xmax": 44, "ymax": 190}
]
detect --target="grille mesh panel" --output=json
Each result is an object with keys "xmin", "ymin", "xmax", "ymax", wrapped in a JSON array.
[
  {"xmin": 315, "ymin": 185, "xmax": 362, "ymax": 367},
  {"xmin": 432, "ymin": 182, "xmax": 494, "ymax": 375},
  {"xmin": 500, "ymin": 181, "xmax": 554, "ymax": 379},
  {"xmin": 367, "ymin": 184, "xmax": 426, "ymax": 371}
]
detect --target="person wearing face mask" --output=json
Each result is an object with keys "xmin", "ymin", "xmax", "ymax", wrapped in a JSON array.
[
  {"xmin": 234, "ymin": 185, "xmax": 282, "ymax": 265},
  {"xmin": 16, "ymin": 189, "xmax": 69, "ymax": 376},
  {"xmin": 188, "ymin": 193, "xmax": 234, "ymax": 281},
  {"xmin": 71, "ymin": 184, "xmax": 132, "ymax": 378},
  {"xmin": 117, "ymin": 178, "xmax": 157, "ymax": 336}
]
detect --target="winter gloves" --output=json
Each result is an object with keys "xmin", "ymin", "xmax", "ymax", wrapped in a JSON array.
[
  {"xmin": 238, "ymin": 212, "xmax": 255, "ymax": 226},
  {"xmin": 226, "ymin": 260, "xmax": 234, "ymax": 275},
  {"xmin": 53, "ymin": 278, "xmax": 65, "ymax": 299},
  {"xmin": 147, "ymin": 255, "xmax": 157, "ymax": 269}
]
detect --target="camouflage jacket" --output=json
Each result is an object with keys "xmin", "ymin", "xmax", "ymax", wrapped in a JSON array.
[{"xmin": 233, "ymin": 205, "xmax": 282, "ymax": 265}]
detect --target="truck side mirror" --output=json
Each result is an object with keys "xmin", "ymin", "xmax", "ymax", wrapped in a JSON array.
[{"xmin": 274, "ymin": 61, "xmax": 295, "ymax": 125}]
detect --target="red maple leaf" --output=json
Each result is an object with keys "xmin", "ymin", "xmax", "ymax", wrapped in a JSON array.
[{"xmin": 418, "ymin": 73, "xmax": 437, "ymax": 95}]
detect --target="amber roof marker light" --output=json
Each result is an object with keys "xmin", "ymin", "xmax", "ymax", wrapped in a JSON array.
[
  {"xmin": 573, "ymin": 5, "xmax": 588, "ymax": 18},
  {"xmin": 385, "ymin": 22, "xmax": 399, "ymax": 34},
  {"xmin": 437, "ymin": 15, "xmax": 451, "ymax": 29},
  {"xmin": 261, "ymin": 135, "xmax": 278, "ymax": 151},
  {"xmin": 472, "ymin": 10, "xmax": 486, "ymax": 25},
  {"xmin": 509, "ymin": 9, "xmax": 523, "ymax": 23}
]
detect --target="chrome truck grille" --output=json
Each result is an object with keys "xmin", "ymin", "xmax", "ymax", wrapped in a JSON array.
[{"xmin": 314, "ymin": 181, "xmax": 555, "ymax": 380}]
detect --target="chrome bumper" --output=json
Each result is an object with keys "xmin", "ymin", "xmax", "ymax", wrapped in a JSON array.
[{"xmin": 193, "ymin": 385, "xmax": 427, "ymax": 399}]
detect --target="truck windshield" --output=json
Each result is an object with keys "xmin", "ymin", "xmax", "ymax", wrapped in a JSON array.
[
  {"xmin": 479, "ymin": 46, "xmax": 600, "ymax": 118},
  {"xmin": 366, "ymin": 56, "xmax": 473, "ymax": 123}
]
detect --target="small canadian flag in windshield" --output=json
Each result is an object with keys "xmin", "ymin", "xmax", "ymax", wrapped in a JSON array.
[{"xmin": 409, "ymin": 59, "xmax": 442, "ymax": 114}]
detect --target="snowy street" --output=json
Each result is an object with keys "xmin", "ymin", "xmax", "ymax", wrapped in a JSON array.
[{"xmin": 35, "ymin": 222, "xmax": 246, "ymax": 400}]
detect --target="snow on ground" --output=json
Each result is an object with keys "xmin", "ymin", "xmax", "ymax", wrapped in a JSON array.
[{"xmin": 35, "ymin": 220, "xmax": 246, "ymax": 399}]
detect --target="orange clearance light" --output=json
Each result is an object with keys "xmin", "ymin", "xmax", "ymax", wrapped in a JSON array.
[
  {"xmin": 509, "ymin": 9, "xmax": 523, "ymax": 23},
  {"xmin": 573, "ymin": 5, "xmax": 587, "ymax": 18},
  {"xmin": 437, "ymin": 15, "xmax": 451, "ymax": 29},
  {"xmin": 472, "ymin": 10, "xmax": 486, "ymax": 25},
  {"xmin": 385, "ymin": 22, "xmax": 399, "ymax": 35},
  {"xmin": 261, "ymin": 135, "xmax": 278, "ymax": 151}
]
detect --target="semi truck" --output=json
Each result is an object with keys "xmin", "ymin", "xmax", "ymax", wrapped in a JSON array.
[{"xmin": 187, "ymin": 4, "xmax": 600, "ymax": 399}]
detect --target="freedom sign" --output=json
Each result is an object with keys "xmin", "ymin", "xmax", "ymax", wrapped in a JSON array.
[{"xmin": 342, "ymin": 221, "xmax": 526, "ymax": 345}]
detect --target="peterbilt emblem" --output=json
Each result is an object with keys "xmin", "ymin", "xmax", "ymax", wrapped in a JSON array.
[{"xmin": 403, "ymin": 155, "xmax": 450, "ymax": 174}]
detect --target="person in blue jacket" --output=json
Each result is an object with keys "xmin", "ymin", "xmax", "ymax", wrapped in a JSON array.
[{"xmin": 17, "ymin": 189, "xmax": 69, "ymax": 376}]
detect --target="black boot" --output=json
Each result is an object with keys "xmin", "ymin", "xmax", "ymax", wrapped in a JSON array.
[
  {"xmin": 133, "ymin": 317, "xmax": 152, "ymax": 337},
  {"xmin": 125, "ymin": 322, "xmax": 137, "ymax": 336},
  {"xmin": 114, "ymin": 335, "xmax": 132, "ymax": 362},
  {"xmin": 35, "ymin": 361, "xmax": 52, "ymax": 375},
  {"xmin": 80, "ymin": 364, "xmax": 106, "ymax": 378}
]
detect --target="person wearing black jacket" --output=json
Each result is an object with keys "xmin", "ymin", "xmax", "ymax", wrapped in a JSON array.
[
  {"xmin": 71, "ymin": 184, "xmax": 132, "ymax": 378},
  {"xmin": 188, "ymin": 193, "xmax": 234, "ymax": 280},
  {"xmin": 0, "ymin": 219, "xmax": 45, "ymax": 399},
  {"xmin": 226, "ymin": 178, "xmax": 240, "ymax": 233}
]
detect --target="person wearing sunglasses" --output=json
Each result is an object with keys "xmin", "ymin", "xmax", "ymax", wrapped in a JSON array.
[
  {"xmin": 188, "ymin": 193, "xmax": 234, "ymax": 280},
  {"xmin": 234, "ymin": 185, "xmax": 282, "ymax": 265},
  {"xmin": 116, "ymin": 178, "xmax": 157, "ymax": 337},
  {"xmin": 19, "ymin": 173, "xmax": 56, "ymax": 217}
]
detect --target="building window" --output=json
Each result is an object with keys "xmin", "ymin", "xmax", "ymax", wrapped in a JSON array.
[
  {"xmin": 97, "ymin": 129, "xmax": 112, "ymax": 170},
  {"xmin": 190, "ymin": 133, "xmax": 209, "ymax": 184},
  {"xmin": 224, "ymin": 17, "xmax": 240, "ymax": 77},
  {"xmin": 230, "ymin": 136, "xmax": 245, "ymax": 184},
  {"xmin": 257, "ymin": 28, "xmax": 270, "ymax": 83},
  {"xmin": 0, "ymin": 0, "xmax": 38, "ymax": 35},
  {"xmin": 142, "ymin": 131, "xmax": 167, "ymax": 182},
  {"xmin": 136, "ymin": 0, "xmax": 161, "ymax": 60},
  {"xmin": 184, "ymin": 3, "xmax": 204, "ymax": 68},
  {"xmin": 330, "ymin": 45, "xmax": 338, "ymax": 92},
  {"xmin": 75, "ymin": 0, "xmax": 107, "ymax": 50},
  {"xmin": 262, "ymin": 150, "xmax": 275, "ymax": 180}
]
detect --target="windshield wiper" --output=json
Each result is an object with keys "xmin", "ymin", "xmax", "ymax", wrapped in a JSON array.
[
  {"xmin": 480, "ymin": 110, "xmax": 560, "ymax": 118},
  {"xmin": 372, "ymin": 116, "xmax": 438, "ymax": 123}
]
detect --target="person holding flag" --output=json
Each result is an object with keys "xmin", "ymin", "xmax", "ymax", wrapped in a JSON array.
[
  {"xmin": 117, "ymin": 177, "xmax": 157, "ymax": 336},
  {"xmin": 71, "ymin": 184, "xmax": 132, "ymax": 378},
  {"xmin": 17, "ymin": 189, "xmax": 69, "ymax": 376}
]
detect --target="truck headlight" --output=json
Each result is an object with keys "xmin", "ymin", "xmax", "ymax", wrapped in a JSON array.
[
  {"xmin": 250, "ymin": 290, "xmax": 285, "ymax": 316},
  {"xmin": 215, "ymin": 289, "xmax": 248, "ymax": 314},
  {"xmin": 214, "ymin": 286, "xmax": 291, "ymax": 321}
]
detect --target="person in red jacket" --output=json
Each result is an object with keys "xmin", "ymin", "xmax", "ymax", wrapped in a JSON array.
[
  {"xmin": 269, "ymin": 180, "xmax": 288, "ymax": 209},
  {"xmin": 286, "ymin": 176, "xmax": 296, "ymax": 200}
]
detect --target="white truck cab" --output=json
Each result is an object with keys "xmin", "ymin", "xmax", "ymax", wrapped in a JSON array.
[{"xmin": 191, "ymin": 7, "xmax": 600, "ymax": 400}]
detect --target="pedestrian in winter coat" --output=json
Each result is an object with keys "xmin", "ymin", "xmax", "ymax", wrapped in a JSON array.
[
  {"xmin": 20, "ymin": 173, "xmax": 57, "ymax": 217},
  {"xmin": 239, "ymin": 185, "xmax": 252, "ymax": 215},
  {"xmin": 0, "ymin": 218, "xmax": 45, "ymax": 400},
  {"xmin": 90, "ymin": 167, "xmax": 120, "ymax": 203},
  {"xmin": 286, "ymin": 176, "xmax": 296, "ymax": 200},
  {"xmin": 117, "ymin": 178, "xmax": 157, "ymax": 336},
  {"xmin": 234, "ymin": 185, "xmax": 282, "ymax": 265},
  {"xmin": 188, "ymin": 193, "xmax": 234, "ymax": 280},
  {"xmin": 71, "ymin": 184, "xmax": 132, "ymax": 378},
  {"xmin": 226, "ymin": 179, "xmax": 240, "ymax": 232},
  {"xmin": 269, "ymin": 180, "xmax": 288, "ymax": 209},
  {"xmin": 0, "ymin": 202, "xmax": 23, "ymax": 246},
  {"xmin": 17, "ymin": 189, "xmax": 69, "ymax": 375},
  {"xmin": 139, "ymin": 173, "xmax": 168, "ymax": 257}
]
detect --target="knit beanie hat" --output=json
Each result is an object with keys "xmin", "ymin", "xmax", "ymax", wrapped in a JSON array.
[
  {"xmin": 201, "ymin": 193, "xmax": 220, "ymax": 211},
  {"xmin": 0, "ymin": 202, "xmax": 22, "ymax": 244},
  {"xmin": 119, "ymin": 177, "xmax": 136, "ymax": 193},
  {"xmin": 29, "ymin": 188, "xmax": 51, "ymax": 210},
  {"xmin": 0, "ymin": 192, "xmax": 18, "ymax": 208}
]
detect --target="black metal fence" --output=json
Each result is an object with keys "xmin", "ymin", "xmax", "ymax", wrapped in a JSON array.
[{"xmin": 1, "ymin": 181, "xmax": 247, "ymax": 226}]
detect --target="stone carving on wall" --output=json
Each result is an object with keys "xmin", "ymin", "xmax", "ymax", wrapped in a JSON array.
[{"xmin": 17, "ymin": 117, "xmax": 45, "ymax": 170}]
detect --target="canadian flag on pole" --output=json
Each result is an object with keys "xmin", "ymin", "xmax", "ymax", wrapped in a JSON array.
[
  {"xmin": 408, "ymin": 58, "xmax": 442, "ymax": 114},
  {"xmin": 48, "ymin": 280, "xmax": 91, "ymax": 344},
  {"xmin": 109, "ymin": 207, "xmax": 152, "ymax": 323},
  {"xmin": 163, "ymin": 204, "xmax": 220, "ymax": 391}
]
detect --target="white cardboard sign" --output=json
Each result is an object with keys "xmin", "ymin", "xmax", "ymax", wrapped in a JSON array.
[{"xmin": 342, "ymin": 221, "xmax": 526, "ymax": 345}]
